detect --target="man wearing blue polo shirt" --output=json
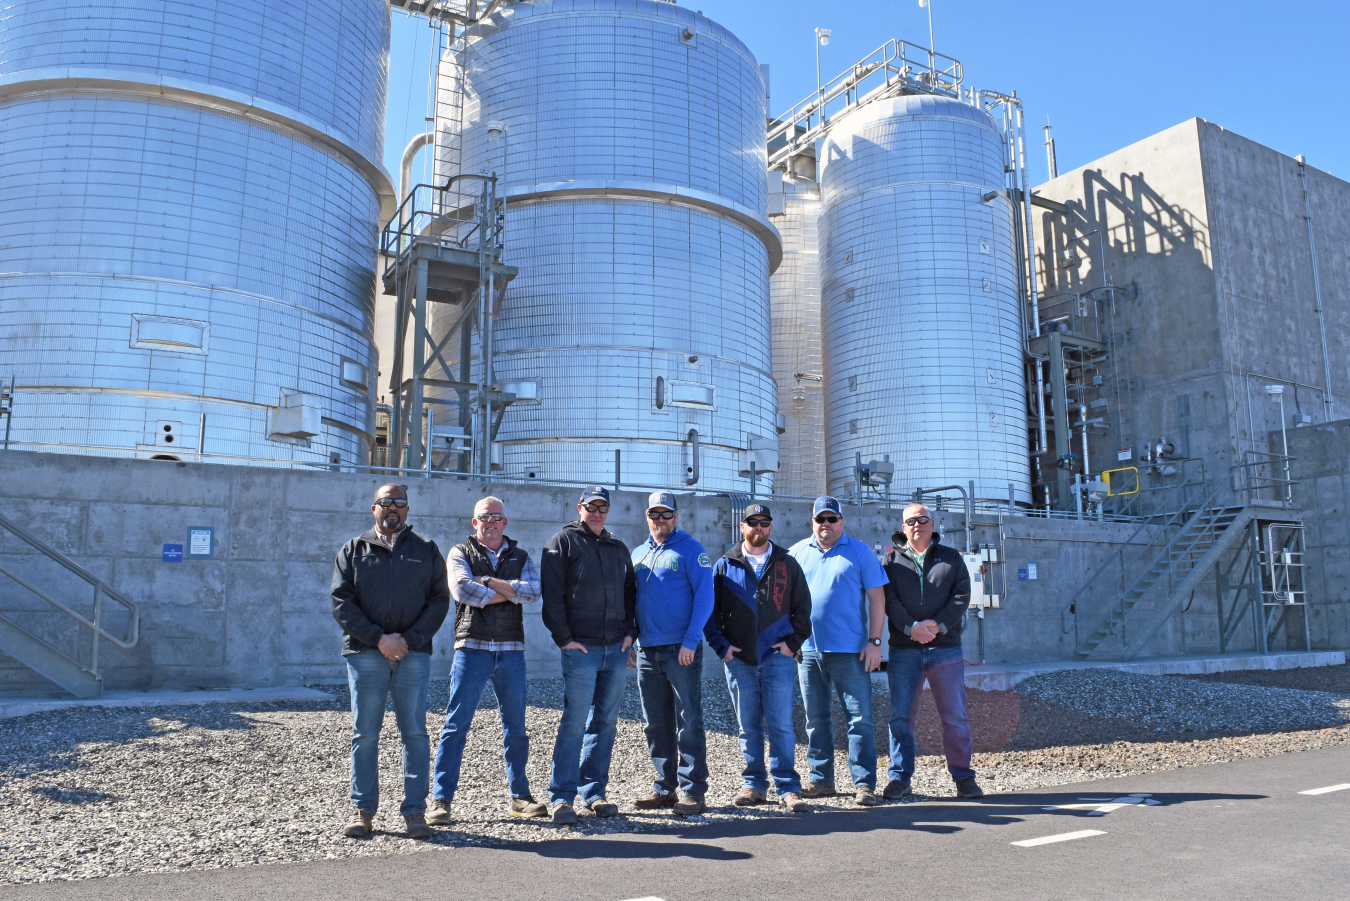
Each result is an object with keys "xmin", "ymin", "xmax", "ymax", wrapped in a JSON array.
[{"xmin": 789, "ymin": 496, "xmax": 888, "ymax": 807}]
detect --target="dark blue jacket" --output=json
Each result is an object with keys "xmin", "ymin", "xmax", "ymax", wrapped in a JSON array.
[{"xmin": 705, "ymin": 542, "xmax": 812, "ymax": 665}]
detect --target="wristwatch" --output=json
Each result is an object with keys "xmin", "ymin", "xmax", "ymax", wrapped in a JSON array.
[
  {"xmin": 480, "ymin": 575, "xmax": 492, "ymax": 586},
  {"xmin": 868, "ymin": 637, "xmax": 883, "ymax": 647}
]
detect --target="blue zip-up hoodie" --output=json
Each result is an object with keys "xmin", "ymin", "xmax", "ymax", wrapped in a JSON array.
[{"xmin": 631, "ymin": 529, "xmax": 715, "ymax": 650}]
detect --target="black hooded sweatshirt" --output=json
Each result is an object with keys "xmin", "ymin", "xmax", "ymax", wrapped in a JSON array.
[{"xmin": 881, "ymin": 529, "xmax": 970, "ymax": 650}]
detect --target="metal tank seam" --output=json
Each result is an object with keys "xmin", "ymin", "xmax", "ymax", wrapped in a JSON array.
[
  {"xmin": 0, "ymin": 68, "xmax": 397, "ymax": 226},
  {"xmin": 492, "ymin": 346, "xmax": 775, "ymax": 382},
  {"xmin": 505, "ymin": 181, "xmax": 783, "ymax": 275}
]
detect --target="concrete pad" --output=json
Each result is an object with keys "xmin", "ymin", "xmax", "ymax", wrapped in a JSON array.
[
  {"xmin": 0, "ymin": 685, "xmax": 331, "ymax": 721},
  {"xmin": 960, "ymin": 650, "xmax": 1347, "ymax": 692}
]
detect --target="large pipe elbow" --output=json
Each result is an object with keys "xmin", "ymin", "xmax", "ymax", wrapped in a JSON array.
[{"xmin": 400, "ymin": 132, "xmax": 433, "ymax": 204}]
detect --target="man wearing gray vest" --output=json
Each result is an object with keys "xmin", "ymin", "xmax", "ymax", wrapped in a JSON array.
[{"xmin": 427, "ymin": 496, "xmax": 548, "ymax": 825}]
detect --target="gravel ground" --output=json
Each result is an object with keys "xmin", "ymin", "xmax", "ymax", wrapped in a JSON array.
[
  {"xmin": 3, "ymin": 667, "xmax": 1349, "ymax": 885},
  {"xmin": 1183, "ymin": 662, "xmax": 1350, "ymax": 694}
]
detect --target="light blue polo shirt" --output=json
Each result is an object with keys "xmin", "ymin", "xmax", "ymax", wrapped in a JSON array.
[{"xmin": 790, "ymin": 533, "xmax": 888, "ymax": 653}]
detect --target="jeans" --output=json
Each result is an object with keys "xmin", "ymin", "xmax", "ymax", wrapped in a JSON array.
[
  {"xmin": 724, "ymin": 651, "xmax": 801, "ymax": 795},
  {"xmin": 636, "ymin": 644, "xmax": 708, "ymax": 798},
  {"xmin": 346, "ymin": 648, "xmax": 431, "ymax": 816},
  {"xmin": 886, "ymin": 645, "xmax": 974, "ymax": 783},
  {"xmin": 549, "ymin": 641, "xmax": 629, "ymax": 806},
  {"xmin": 432, "ymin": 648, "xmax": 530, "ymax": 803},
  {"xmin": 797, "ymin": 649, "xmax": 876, "ymax": 789}
]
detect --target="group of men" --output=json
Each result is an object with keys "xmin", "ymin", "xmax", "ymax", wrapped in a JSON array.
[{"xmin": 330, "ymin": 482, "xmax": 982, "ymax": 838}]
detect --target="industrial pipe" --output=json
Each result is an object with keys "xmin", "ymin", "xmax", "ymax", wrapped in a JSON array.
[
  {"xmin": 685, "ymin": 428, "xmax": 701, "ymax": 486},
  {"xmin": 1296, "ymin": 156, "xmax": 1334, "ymax": 422},
  {"xmin": 400, "ymin": 132, "xmax": 432, "ymax": 204},
  {"xmin": 914, "ymin": 484, "xmax": 972, "ymax": 554}
]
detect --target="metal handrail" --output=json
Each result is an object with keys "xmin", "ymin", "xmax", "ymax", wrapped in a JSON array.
[
  {"xmin": 1233, "ymin": 450, "xmax": 1297, "ymax": 507},
  {"xmin": 1060, "ymin": 475, "xmax": 1208, "ymax": 642},
  {"xmin": 0, "ymin": 510, "xmax": 140, "ymax": 677}
]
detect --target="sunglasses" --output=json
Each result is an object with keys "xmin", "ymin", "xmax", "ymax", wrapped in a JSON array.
[
  {"xmin": 647, "ymin": 510, "xmax": 676, "ymax": 521},
  {"xmin": 904, "ymin": 516, "xmax": 932, "ymax": 526},
  {"xmin": 744, "ymin": 518, "xmax": 772, "ymax": 528},
  {"xmin": 814, "ymin": 515, "xmax": 841, "ymax": 524},
  {"xmin": 374, "ymin": 498, "xmax": 409, "ymax": 508},
  {"xmin": 476, "ymin": 513, "xmax": 506, "ymax": 523},
  {"xmin": 581, "ymin": 502, "xmax": 610, "ymax": 513}
]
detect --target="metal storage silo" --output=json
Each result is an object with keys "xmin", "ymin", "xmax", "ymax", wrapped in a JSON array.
[
  {"xmin": 0, "ymin": 0, "xmax": 394, "ymax": 464},
  {"xmin": 817, "ymin": 94, "xmax": 1029, "ymax": 503},
  {"xmin": 437, "ymin": 0, "xmax": 781, "ymax": 490},
  {"xmin": 768, "ymin": 173, "xmax": 826, "ymax": 498}
]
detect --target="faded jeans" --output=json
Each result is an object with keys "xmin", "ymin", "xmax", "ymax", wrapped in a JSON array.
[
  {"xmin": 724, "ymin": 650, "xmax": 801, "ymax": 796},
  {"xmin": 797, "ymin": 649, "xmax": 876, "ymax": 790},
  {"xmin": 432, "ymin": 648, "xmax": 530, "ymax": 802},
  {"xmin": 346, "ymin": 648, "xmax": 431, "ymax": 816}
]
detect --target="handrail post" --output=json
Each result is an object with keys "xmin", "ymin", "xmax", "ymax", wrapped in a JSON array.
[{"xmin": 90, "ymin": 583, "xmax": 103, "ymax": 676}]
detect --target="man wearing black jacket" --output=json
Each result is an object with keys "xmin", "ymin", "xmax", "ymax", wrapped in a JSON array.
[
  {"xmin": 541, "ymin": 486, "xmax": 638, "ymax": 825},
  {"xmin": 705, "ymin": 504, "xmax": 813, "ymax": 812},
  {"xmin": 881, "ymin": 502, "xmax": 982, "ymax": 802},
  {"xmin": 331, "ymin": 483, "xmax": 450, "ymax": 839}
]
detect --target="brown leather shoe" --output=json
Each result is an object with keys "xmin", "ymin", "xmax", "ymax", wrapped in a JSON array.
[
  {"xmin": 732, "ymin": 787, "xmax": 767, "ymax": 807},
  {"xmin": 342, "ymin": 809, "xmax": 373, "ymax": 838},
  {"xmin": 781, "ymin": 792, "xmax": 809, "ymax": 813},
  {"xmin": 509, "ymin": 796, "xmax": 549, "ymax": 818},
  {"xmin": 426, "ymin": 799, "xmax": 452, "ymax": 825},
  {"xmin": 405, "ymin": 813, "xmax": 432, "ymax": 839},
  {"xmin": 633, "ymin": 791, "xmax": 677, "ymax": 810},
  {"xmin": 800, "ymin": 780, "xmax": 836, "ymax": 798},
  {"xmin": 673, "ymin": 793, "xmax": 706, "ymax": 817}
]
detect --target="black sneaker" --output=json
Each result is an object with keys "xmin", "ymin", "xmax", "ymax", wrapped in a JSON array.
[
  {"xmin": 550, "ymin": 802, "xmax": 579, "ymax": 825},
  {"xmin": 955, "ymin": 777, "xmax": 985, "ymax": 799},
  {"xmin": 882, "ymin": 779, "xmax": 913, "ymax": 802}
]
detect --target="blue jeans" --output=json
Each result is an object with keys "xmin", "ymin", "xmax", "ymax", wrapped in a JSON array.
[
  {"xmin": 797, "ymin": 649, "xmax": 876, "ymax": 789},
  {"xmin": 636, "ymin": 644, "xmax": 708, "ymax": 797},
  {"xmin": 432, "ymin": 648, "xmax": 530, "ymax": 802},
  {"xmin": 346, "ymin": 648, "xmax": 431, "ymax": 816},
  {"xmin": 724, "ymin": 651, "xmax": 801, "ymax": 795},
  {"xmin": 886, "ymin": 645, "xmax": 974, "ymax": 783},
  {"xmin": 549, "ymin": 641, "xmax": 629, "ymax": 806}
]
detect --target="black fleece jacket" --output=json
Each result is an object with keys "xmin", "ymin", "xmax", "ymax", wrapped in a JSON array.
[
  {"xmin": 881, "ymin": 530, "xmax": 970, "ymax": 650},
  {"xmin": 540, "ymin": 521, "xmax": 638, "ymax": 648},
  {"xmin": 331, "ymin": 526, "xmax": 451, "ymax": 656}
]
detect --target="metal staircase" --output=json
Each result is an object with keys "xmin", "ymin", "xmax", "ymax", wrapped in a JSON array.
[
  {"xmin": 0, "ymin": 511, "xmax": 139, "ymax": 697},
  {"xmin": 1063, "ymin": 454, "xmax": 1303, "ymax": 661}
]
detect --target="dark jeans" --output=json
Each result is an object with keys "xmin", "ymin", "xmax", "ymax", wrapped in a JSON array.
[
  {"xmin": 724, "ymin": 650, "xmax": 801, "ymax": 795},
  {"xmin": 549, "ymin": 641, "xmax": 628, "ymax": 806},
  {"xmin": 346, "ymin": 648, "xmax": 431, "ymax": 816},
  {"xmin": 797, "ymin": 649, "xmax": 876, "ymax": 789},
  {"xmin": 886, "ymin": 644, "xmax": 974, "ymax": 783},
  {"xmin": 432, "ymin": 648, "xmax": 530, "ymax": 803},
  {"xmin": 636, "ymin": 643, "xmax": 708, "ymax": 798}
]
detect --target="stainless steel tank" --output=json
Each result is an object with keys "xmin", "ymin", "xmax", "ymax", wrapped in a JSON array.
[
  {"xmin": 768, "ymin": 174, "xmax": 826, "ymax": 498},
  {"xmin": 0, "ymin": 0, "xmax": 394, "ymax": 464},
  {"xmin": 817, "ymin": 94, "xmax": 1030, "ymax": 503},
  {"xmin": 437, "ymin": 0, "xmax": 781, "ymax": 491}
]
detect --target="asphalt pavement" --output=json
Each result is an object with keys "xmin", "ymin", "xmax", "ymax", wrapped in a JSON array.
[{"xmin": 5, "ymin": 743, "xmax": 1348, "ymax": 901}]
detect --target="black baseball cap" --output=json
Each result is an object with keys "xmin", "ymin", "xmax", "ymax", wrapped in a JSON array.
[
  {"xmin": 578, "ymin": 486, "xmax": 611, "ymax": 504},
  {"xmin": 742, "ymin": 503, "xmax": 772, "ymax": 522}
]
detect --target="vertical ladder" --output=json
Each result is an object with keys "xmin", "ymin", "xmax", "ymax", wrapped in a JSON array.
[{"xmin": 0, "ymin": 375, "xmax": 13, "ymax": 450}]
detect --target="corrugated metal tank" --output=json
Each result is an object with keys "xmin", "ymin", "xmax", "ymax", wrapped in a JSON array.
[
  {"xmin": 817, "ymin": 94, "xmax": 1030, "ymax": 503},
  {"xmin": 0, "ymin": 0, "xmax": 394, "ymax": 463},
  {"xmin": 438, "ymin": 0, "xmax": 781, "ymax": 490},
  {"xmin": 768, "ymin": 174, "xmax": 826, "ymax": 498}
]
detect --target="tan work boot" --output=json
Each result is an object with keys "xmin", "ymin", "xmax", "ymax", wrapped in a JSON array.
[
  {"xmin": 405, "ymin": 813, "xmax": 432, "ymax": 839},
  {"xmin": 342, "ymin": 809, "xmax": 373, "ymax": 838},
  {"xmin": 426, "ymin": 799, "xmax": 452, "ymax": 825}
]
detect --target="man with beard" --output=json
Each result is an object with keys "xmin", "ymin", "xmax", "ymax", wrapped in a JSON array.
[{"xmin": 704, "ymin": 504, "xmax": 813, "ymax": 812}]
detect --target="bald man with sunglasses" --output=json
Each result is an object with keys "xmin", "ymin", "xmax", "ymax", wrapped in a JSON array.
[{"xmin": 880, "ymin": 503, "xmax": 981, "ymax": 802}]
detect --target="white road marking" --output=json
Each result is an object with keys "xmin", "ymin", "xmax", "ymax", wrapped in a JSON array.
[
  {"xmin": 620, "ymin": 897, "xmax": 666, "ymax": 901},
  {"xmin": 1299, "ymin": 783, "xmax": 1350, "ymax": 796},
  {"xmin": 1012, "ymin": 829, "xmax": 1106, "ymax": 848}
]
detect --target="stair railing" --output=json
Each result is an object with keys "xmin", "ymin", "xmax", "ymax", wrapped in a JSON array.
[
  {"xmin": 0, "ymin": 511, "xmax": 139, "ymax": 678},
  {"xmin": 1060, "ymin": 475, "xmax": 1209, "ymax": 652}
]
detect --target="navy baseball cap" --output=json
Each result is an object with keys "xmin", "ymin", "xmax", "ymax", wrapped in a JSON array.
[
  {"xmin": 813, "ymin": 496, "xmax": 843, "ymax": 517},
  {"xmin": 578, "ymin": 486, "xmax": 611, "ymax": 504},
  {"xmin": 647, "ymin": 490, "xmax": 678, "ymax": 511},
  {"xmin": 742, "ymin": 503, "xmax": 772, "ymax": 522}
]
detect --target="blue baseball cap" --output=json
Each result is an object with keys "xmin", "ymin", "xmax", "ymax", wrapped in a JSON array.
[
  {"xmin": 813, "ymin": 496, "xmax": 843, "ymax": 517},
  {"xmin": 647, "ymin": 490, "xmax": 678, "ymax": 511},
  {"xmin": 578, "ymin": 486, "xmax": 611, "ymax": 504}
]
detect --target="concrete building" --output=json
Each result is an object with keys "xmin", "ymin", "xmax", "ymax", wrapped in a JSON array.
[{"xmin": 1031, "ymin": 118, "xmax": 1350, "ymax": 509}]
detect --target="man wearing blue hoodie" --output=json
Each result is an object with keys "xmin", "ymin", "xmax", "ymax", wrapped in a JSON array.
[{"xmin": 630, "ymin": 490, "xmax": 715, "ymax": 816}]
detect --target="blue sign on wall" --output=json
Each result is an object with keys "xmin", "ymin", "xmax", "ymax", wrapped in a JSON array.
[
  {"xmin": 163, "ymin": 544, "xmax": 184, "ymax": 563},
  {"xmin": 1017, "ymin": 568, "xmax": 1027, "ymax": 581}
]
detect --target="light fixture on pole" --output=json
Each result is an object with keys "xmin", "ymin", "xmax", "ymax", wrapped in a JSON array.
[
  {"xmin": 814, "ymin": 28, "xmax": 831, "ymax": 122},
  {"xmin": 918, "ymin": 0, "xmax": 934, "ymax": 59},
  {"xmin": 486, "ymin": 120, "xmax": 506, "ymax": 144}
]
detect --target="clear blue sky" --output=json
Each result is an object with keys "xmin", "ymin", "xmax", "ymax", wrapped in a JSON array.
[{"xmin": 385, "ymin": 1, "xmax": 1350, "ymax": 188}]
